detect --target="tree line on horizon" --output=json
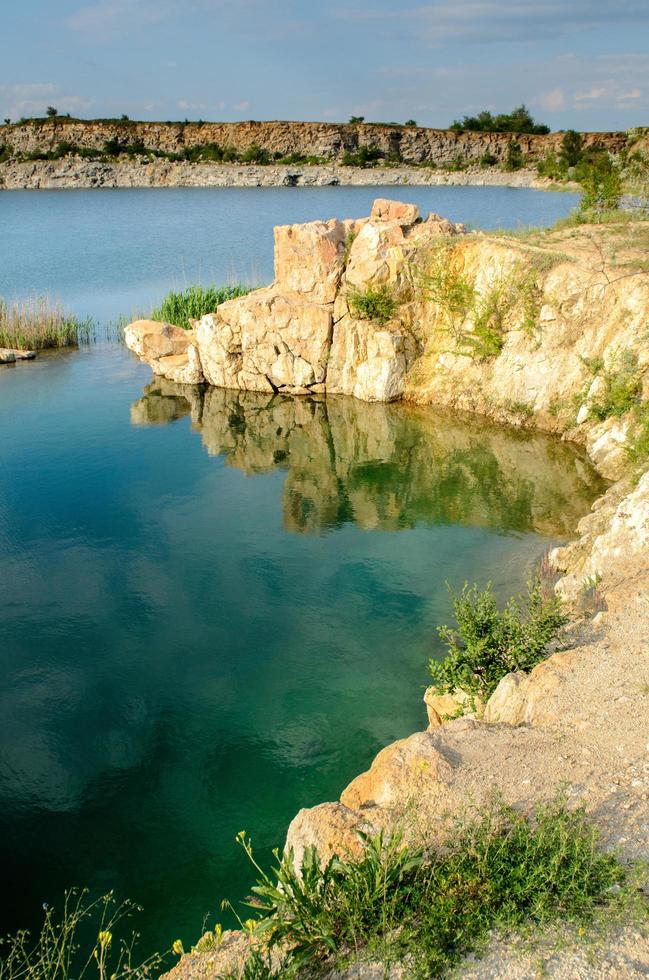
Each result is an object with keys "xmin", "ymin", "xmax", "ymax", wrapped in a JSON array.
[{"xmin": 1, "ymin": 104, "xmax": 572, "ymax": 136}]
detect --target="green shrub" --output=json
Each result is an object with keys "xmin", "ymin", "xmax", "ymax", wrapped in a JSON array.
[
  {"xmin": 580, "ymin": 350, "xmax": 642, "ymax": 421},
  {"xmin": 151, "ymin": 284, "xmax": 252, "ymax": 330},
  {"xmin": 348, "ymin": 284, "xmax": 397, "ymax": 324},
  {"xmin": 505, "ymin": 139, "xmax": 524, "ymax": 171},
  {"xmin": 428, "ymin": 580, "xmax": 566, "ymax": 703},
  {"xmin": 0, "ymin": 888, "xmax": 166, "ymax": 980},
  {"xmin": 450, "ymin": 105, "xmax": 550, "ymax": 135},
  {"xmin": 536, "ymin": 152, "xmax": 566, "ymax": 180},
  {"xmin": 479, "ymin": 152, "xmax": 497, "ymax": 167},
  {"xmin": 240, "ymin": 144, "xmax": 271, "ymax": 165},
  {"xmin": 0, "ymin": 143, "xmax": 12, "ymax": 163},
  {"xmin": 228, "ymin": 798, "xmax": 632, "ymax": 978},
  {"xmin": 341, "ymin": 144, "xmax": 383, "ymax": 167},
  {"xmin": 560, "ymin": 129, "xmax": 584, "ymax": 168},
  {"xmin": 578, "ymin": 156, "xmax": 622, "ymax": 212},
  {"xmin": 0, "ymin": 297, "xmax": 93, "ymax": 350}
]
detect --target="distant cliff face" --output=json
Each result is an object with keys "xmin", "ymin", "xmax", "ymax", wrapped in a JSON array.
[{"xmin": 0, "ymin": 119, "xmax": 628, "ymax": 165}]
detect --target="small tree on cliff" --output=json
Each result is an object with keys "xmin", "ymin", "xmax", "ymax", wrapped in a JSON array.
[
  {"xmin": 46, "ymin": 106, "xmax": 58, "ymax": 117},
  {"xmin": 560, "ymin": 130, "xmax": 583, "ymax": 168}
]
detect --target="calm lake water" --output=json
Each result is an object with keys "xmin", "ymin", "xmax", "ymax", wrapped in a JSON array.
[
  {"xmin": 0, "ymin": 185, "xmax": 579, "ymax": 321},
  {"xmin": 0, "ymin": 185, "xmax": 590, "ymax": 955}
]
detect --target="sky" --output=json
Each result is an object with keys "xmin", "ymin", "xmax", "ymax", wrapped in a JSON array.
[{"xmin": 2, "ymin": 0, "xmax": 648, "ymax": 131}]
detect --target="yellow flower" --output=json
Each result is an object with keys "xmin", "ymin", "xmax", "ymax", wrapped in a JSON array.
[
  {"xmin": 172, "ymin": 939, "xmax": 185, "ymax": 956},
  {"xmin": 98, "ymin": 931, "xmax": 112, "ymax": 949},
  {"xmin": 243, "ymin": 919, "xmax": 257, "ymax": 936},
  {"xmin": 214, "ymin": 923, "xmax": 224, "ymax": 945}
]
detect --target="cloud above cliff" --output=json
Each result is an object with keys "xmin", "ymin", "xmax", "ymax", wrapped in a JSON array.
[{"xmin": 2, "ymin": 0, "xmax": 648, "ymax": 129}]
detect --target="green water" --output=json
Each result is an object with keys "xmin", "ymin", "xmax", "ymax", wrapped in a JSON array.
[{"xmin": 0, "ymin": 345, "xmax": 605, "ymax": 954}]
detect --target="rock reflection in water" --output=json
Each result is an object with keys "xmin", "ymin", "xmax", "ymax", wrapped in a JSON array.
[{"xmin": 131, "ymin": 379, "xmax": 605, "ymax": 538}]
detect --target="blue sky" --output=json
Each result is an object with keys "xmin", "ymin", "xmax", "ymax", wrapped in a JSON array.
[{"xmin": 2, "ymin": 0, "xmax": 648, "ymax": 130}]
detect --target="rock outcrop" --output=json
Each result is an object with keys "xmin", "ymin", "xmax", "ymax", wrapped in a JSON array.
[
  {"xmin": 126, "ymin": 200, "xmax": 465, "ymax": 402},
  {"xmin": 126, "ymin": 202, "xmax": 649, "ymax": 483}
]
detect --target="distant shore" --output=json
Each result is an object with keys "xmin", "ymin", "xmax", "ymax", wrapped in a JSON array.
[{"xmin": 0, "ymin": 159, "xmax": 564, "ymax": 191}]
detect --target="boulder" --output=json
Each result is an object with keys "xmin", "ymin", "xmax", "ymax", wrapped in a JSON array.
[
  {"xmin": 424, "ymin": 685, "xmax": 482, "ymax": 728},
  {"xmin": 371, "ymin": 198, "xmax": 420, "ymax": 225},
  {"xmin": 124, "ymin": 319, "xmax": 204, "ymax": 384},
  {"xmin": 0, "ymin": 348, "xmax": 17, "ymax": 364},
  {"xmin": 196, "ymin": 287, "xmax": 332, "ymax": 392},
  {"xmin": 274, "ymin": 218, "xmax": 347, "ymax": 304},
  {"xmin": 284, "ymin": 802, "xmax": 372, "ymax": 872},
  {"xmin": 340, "ymin": 731, "xmax": 453, "ymax": 810}
]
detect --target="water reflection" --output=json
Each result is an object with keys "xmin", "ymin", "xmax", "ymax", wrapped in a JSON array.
[{"xmin": 132, "ymin": 380, "xmax": 604, "ymax": 538}]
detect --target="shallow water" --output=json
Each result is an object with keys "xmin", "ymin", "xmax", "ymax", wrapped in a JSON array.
[
  {"xmin": 0, "ymin": 345, "xmax": 604, "ymax": 953},
  {"xmin": 0, "ymin": 185, "xmax": 579, "ymax": 321},
  {"xmin": 0, "ymin": 184, "xmax": 590, "ymax": 954}
]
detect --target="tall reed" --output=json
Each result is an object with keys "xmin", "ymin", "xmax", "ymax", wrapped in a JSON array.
[{"xmin": 0, "ymin": 297, "xmax": 94, "ymax": 350}]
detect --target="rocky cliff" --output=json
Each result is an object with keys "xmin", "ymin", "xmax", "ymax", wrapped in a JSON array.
[
  {"xmin": 0, "ymin": 118, "xmax": 628, "ymax": 165},
  {"xmin": 126, "ymin": 199, "xmax": 649, "ymax": 480},
  {"xmin": 143, "ymin": 201, "xmax": 649, "ymax": 978}
]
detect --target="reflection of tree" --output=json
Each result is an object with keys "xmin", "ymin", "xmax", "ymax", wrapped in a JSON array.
[{"xmin": 131, "ymin": 381, "xmax": 605, "ymax": 537}]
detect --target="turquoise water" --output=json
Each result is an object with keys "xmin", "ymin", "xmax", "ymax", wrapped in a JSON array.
[{"xmin": 0, "ymin": 185, "xmax": 592, "ymax": 955}]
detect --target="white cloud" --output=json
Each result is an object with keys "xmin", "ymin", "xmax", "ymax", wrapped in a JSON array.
[
  {"xmin": 233, "ymin": 100, "xmax": 250, "ymax": 112},
  {"xmin": 0, "ymin": 84, "xmax": 91, "ymax": 119},
  {"xmin": 537, "ymin": 88, "xmax": 565, "ymax": 111}
]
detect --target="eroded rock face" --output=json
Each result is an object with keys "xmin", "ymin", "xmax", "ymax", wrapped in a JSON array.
[
  {"xmin": 340, "ymin": 731, "xmax": 453, "ymax": 810},
  {"xmin": 196, "ymin": 287, "xmax": 332, "ymax": 393},
  {"xmin": 123, "ymin": 319, "xmax": 204, "ymax": 384},
  {"xmin": 124, "ymin": 201, "xmax": 465, "ymax": 400}
]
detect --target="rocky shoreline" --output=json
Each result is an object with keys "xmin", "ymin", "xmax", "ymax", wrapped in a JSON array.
[
  {"xmin": 0, "ymin": 158, "xmax": 557, "ymax": 191},
  {"xmin": 133, "ymin": 200, "xmax": 649, "ymax": 977}
]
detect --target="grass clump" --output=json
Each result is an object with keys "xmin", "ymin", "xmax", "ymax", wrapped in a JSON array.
[
  {"xmin": 0, "ymin": 297, "xmax": 93, "ymax": 350},
  {"xmin": 151, "ymin": 284, "xmax": 251, "ymax": 330},
  {"xmin": 225, "ymin": 798, "xmax": 638, "ymax": 978},
  {"xmin": 428, "ymin": 580, "xmax": 566, "ymax": 704},
  {"xmin": 348, "ymin": 283, "xmax": 397, "ymax": 324},
  {"xmin": 576, "ymin": 349, "xmax": 643, "ymax": 423},
  {"xmin": 627, "ymin": 402, "xmax": 649, "ymax": 466},
  {"xmin": 0, "ymin": 888, "xmax": 166, "ymax": 980}
]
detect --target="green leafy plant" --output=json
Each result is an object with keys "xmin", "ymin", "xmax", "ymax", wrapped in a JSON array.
[
  {"xmin": 0, "ymin": 889, "xmax": 167, "ymax": 980},
  {"xmin": 150, "ymin": 283, "xmax": 252, "ymax": 330},
  {"xmin": 429, "ymin": 580, "xmax": 567, "ymax": 703},
  {"xmin": 578, "ymin": 350, "xmax": 643, "ymax": 422},
  {"xmin": 227, "ymin": 798, "xmax": 637, "ymax": 978},
  {"xmin": 348, "ymin": 284, "xmax": 397, "ymax": 324}
]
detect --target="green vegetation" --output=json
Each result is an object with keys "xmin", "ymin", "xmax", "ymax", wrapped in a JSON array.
[
  {"xmin": 505, "ymin": 139, "xmax": 524, "ymax": 171},
  {"xmin": 560, "ymin": 129, "xmax": 584, "ymax": 168},
  {"xmin": 579, "ymin": 161, "xmax": 622, "ymax": 213},
  {"xmin": 0, "ymin": 297, "xmax": 93, "ymax": 350},
  {"xmin": 450, "ymin": 104, "xmax": 550, "ymax": 135},
  {"xmin": 627, "ymin": 403, "xmax": 649, "ymax": 466},
  {"xmin": 0, "ymin": 888, "xmax": 166, "ymax": 980},
  {"xmin": 348, "ymin": 284, "xmax": 397, "ymax": 324},
  {"xmin": 151, "ymin": 284, "xmax": 252, "ymax": 331},
  {"xmin": 220, "ymin": 798, "xmax": 642, "ymax": 978},
  {"xmin": 341, "ymin": 144, "xmax": 383, "ymax": 167},
  {"xmin": 428, "ymin": 580, "xmax": 566, "ymax": 703},
  {"xmin": 576, "ymin": 350, "xmax": 642, "ymax": 422},
  {"xmin": 417, "ymin": 243, "xmax": 545, "ymax": 360}
]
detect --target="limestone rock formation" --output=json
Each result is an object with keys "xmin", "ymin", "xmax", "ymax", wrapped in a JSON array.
[
  {"xmin": 125, "ymin": 201, "xmax": 465, "ymax": 402},
  {"xmin": 123, "ymin": 319, "xmax": 204, "ymax": 384}
]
